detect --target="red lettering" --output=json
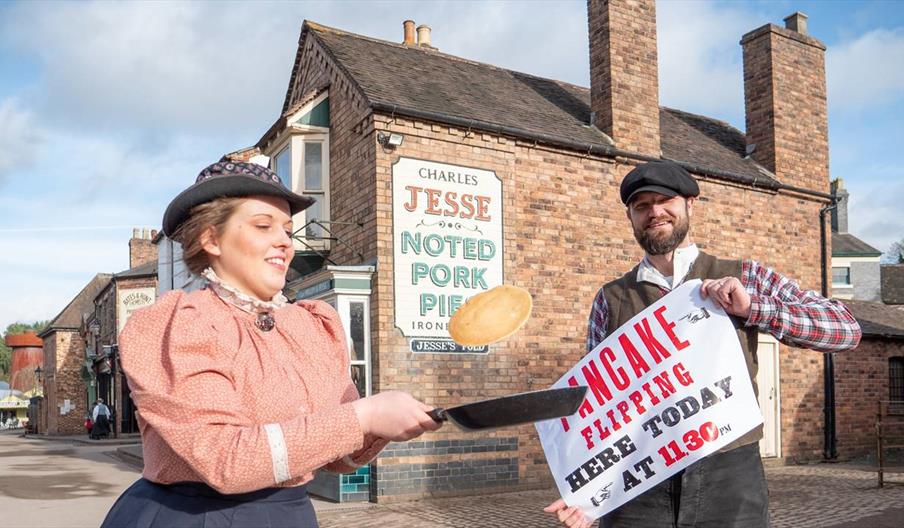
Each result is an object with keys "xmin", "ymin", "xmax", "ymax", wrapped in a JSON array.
[
  {"xmin": 601, "ymin": 346, "xmax": 630, "ymax": 390},
  {"xmin": 581, "ymin": 425, "xmax": 595, "ymax": 450},
  {"xmin": 628, "ymin": 390, "xmax": 648, "ymax": 414},
  {"xmin": 673, "ymin": 362, "xmax": 694, "ymax": 386},
  {"xmin": 582, "ymin": 358, "xmax": 613, "ymax": 406},
  {"xmin": 460, "ymin": 194, "xmax": 476, "ymax": 219},
  {"xmin": 475, "ymin": 195, "xmax": 492, "ymax": 221},
  {"xmin": 652, "ymin": 371, "xmax": 677, "ymax": 399},
  {"xmin": 634, "ymin": 317, "xmax": 672, "ymax": 364},
  {"xmin": 592, "ymin": 418, "xmax": 611, "ymax": 442},
  {"xmin": 424, "ymin": 188, "xmax": 442, "ymax": 215},
  {"xmin": 654, "ymin": 306, "xmax": 690, "ymax": 350},
  {"xmin": 443, "ymin": 192, "xmax": 460, "ymax": 217},
  {"xmin": 616, "ymin": 400, "xmax": 633, "ymax": 425},
  {"xmin": 619, "ymin": 333, "xmax": 651, "ymax": 378},
  {"xmin": 403, "ymin": 185, "xmax": 422, "ymax": 212}
]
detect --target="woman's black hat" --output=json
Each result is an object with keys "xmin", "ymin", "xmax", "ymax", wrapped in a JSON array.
[{"xmin": 162, "ymin": 158, "xmax": 315, "ymax": 236}]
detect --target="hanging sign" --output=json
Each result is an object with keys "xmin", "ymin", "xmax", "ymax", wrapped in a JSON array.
[
  {"xmin": 392, "ymin": 157, "xmax": 503, "ymax": 353},
  {"xmin": 536, "ymin": 280, "xmax": 762, "ymax": 519}
]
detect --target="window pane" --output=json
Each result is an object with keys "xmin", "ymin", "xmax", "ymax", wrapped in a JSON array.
[
  {"xmin": 890, "ymin": 358, "xmax": 904, "ymax": 414},
  {"xmin": 831, "ymin": 267, "xmax": 850, "ymax": 285},
  {"xmin": 304, "ymin": 197, "xmax": 324, "ymax": 239},
  {"xmin": 350, "ymin": 364, "xmax": 366, "ymax": 398},
  {"xmin": 275, "ymin": 146, "xmax": 291, "ymax": 189},
  {"xmin": 304, "ymin": 142, "xmax": 322, "ymax": 190},
  {"xmin": 350, "ymin": 301, "xmax": 365, "ymax": 361}
]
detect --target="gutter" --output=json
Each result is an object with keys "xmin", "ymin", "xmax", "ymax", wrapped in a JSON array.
[
  {"xmin": 820, "ymin": 202, "xmax": 839, "ymax": 460},
  {"xmin": 370, "ymin": 101, "xmax": 834, "ymax": 202}
]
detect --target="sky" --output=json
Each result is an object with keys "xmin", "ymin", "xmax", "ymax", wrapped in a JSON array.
[{"xmin": 1, "ymin": 0, "xmax": 902, "ymax": 330}]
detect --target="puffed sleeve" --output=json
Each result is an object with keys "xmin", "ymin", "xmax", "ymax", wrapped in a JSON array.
[
  {"xmin": 294, "ymin": 300, "xmax": 390, "ymax": 473},
  {"xmin": 120, "ymin": 292, "xmax": 367, "ymax": 493}
]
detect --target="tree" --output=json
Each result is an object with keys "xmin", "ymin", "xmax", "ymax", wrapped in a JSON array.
[
  {"xmin": 0, "ymin": 320, "xmax": 50, "ymax": 382},
  {"xmin": 887, "ymin": 239, "xmax": 904, "ymax": 264}
]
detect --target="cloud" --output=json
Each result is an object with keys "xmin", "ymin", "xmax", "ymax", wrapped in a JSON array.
[
  {"xmin": 0, "ymin": 98, "xmax": 44, "ymax": 185},
  {"xmin": 827, "ymin": 28, "xmax": 904, "ymax": 112},
  {"xmin": 846, "ymin": 172, "xmax": 904, "ymax": 255}
]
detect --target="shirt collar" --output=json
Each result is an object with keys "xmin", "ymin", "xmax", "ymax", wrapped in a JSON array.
[{"xmin": 636, "ymin": 244, "xmax": 700, "ymax": 291}]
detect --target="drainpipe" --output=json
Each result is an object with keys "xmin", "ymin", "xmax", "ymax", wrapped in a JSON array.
[{"xmin": 819, "ymin": 201, "xmax": 838, "ymax": 460}]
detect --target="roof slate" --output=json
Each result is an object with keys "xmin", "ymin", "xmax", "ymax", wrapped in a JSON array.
[
  {"xmin": 114, "ymin": 261, "xmax": 157, "ymax": 279},
  {"xmin": 832, "ymin": 232, "xmax": 882, "ymax": 257},
  {"xmin": 303, "ymin": 22, "xmax": 777, "ymax": 187},
  {"xmin": 39, "ymin": 274, "xmax": 112, "ymax": 336},
  {"xmin": 842, "ymin": 299, "xmax": 904, "ymax": 339},
  {"xmin": 881, "ymin": 265, "xmax": 904, "ymax": 305}
]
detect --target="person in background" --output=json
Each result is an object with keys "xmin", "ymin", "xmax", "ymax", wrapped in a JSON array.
[
  {"xmin": 545, "ymin": 160, "xmax": 861, "ymax": 528},
  {"xmin": 90, "ymin": 398, "xmax": 111, "ymax": 440},
  {"xmin": 101, "ymin": 159, "xmax": 442, "ymax": 528}
]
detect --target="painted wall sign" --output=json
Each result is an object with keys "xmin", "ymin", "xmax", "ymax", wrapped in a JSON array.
[
  {"xmin": 117, "ymin": 287, "xmax": 157, "ymax": 334},
  {"xmin": 536, "ymin": 281, "xmax": 762, "ymax": 519},
  {"xmin": 392, "ymin": 157, "xmax": 503, "ymax": 353}
]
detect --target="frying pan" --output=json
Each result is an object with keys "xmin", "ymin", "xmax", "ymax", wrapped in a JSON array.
[{"xmin": 428, "ymin": 386, "xmax": 588, "ymax": 431}]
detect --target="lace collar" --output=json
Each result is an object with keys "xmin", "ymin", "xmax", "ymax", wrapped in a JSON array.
[{"xmin": 202, "ymin": 268, "xmax": 288, "ymax": 314}]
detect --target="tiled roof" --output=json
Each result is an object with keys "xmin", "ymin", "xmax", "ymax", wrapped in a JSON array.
[
  {"xmin": 842, "ymin": 300, "xmax": 904, "ymax": 339},
  {"xmin": 832, "ymin": 233, "xmax": 881, "ymax": 257},
  {"xmin": 39, "ymin": 274, "xmax": 112, "ymax": 336},
  {"xmin": 881, "ymin": 265, "xmax": 904, "ymax": 305},
  {"xmin": 300, "ymin": 22, "xmax": 778, "ymax": 188},
  {"xmin": 114, "ymin": 260, "xmax": 157, "ymax": 279}
]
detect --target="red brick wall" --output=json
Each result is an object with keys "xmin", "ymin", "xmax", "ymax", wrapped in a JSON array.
[
  {"xmin": 42, "ymin": 330, "xmax": 89, "ymax": 435},
  {"xmin": 588, "ymin": 0, "xmax": 661, "ymax": 156},
  {"xmin": 129, "ymin": 229, "xmax": 158, "ymax": 269},
  {"xmin": 834, "ymin": 339, "xmax": 904, "ymax": 459},
  {"xmin": 742, "ymin": 24, "xmax": 829, "ymax": 194}
]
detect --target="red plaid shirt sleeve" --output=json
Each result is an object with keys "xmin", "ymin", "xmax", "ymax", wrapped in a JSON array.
[
  {"xmin": 743, "ymin": 259, "xmax": 861, "ymax": 352},
  {"xmin": 586, "ymin": 287, "xmax": 609, "ymax": 353}
]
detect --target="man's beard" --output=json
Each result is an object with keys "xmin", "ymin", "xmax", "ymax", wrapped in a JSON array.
[{"xmin": 633, "ymin": 212, "xmax": 690, "ymax": 256}]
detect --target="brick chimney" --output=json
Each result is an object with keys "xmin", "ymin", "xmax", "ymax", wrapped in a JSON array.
[
  {"xmin": 403, "ymin": 20, "xmax": 415, "ymax": 45},
  {"xmin": 587, "ymin": 0, "xmax": 661, "ymax": 156},
  {"xmin": 129, "ymin": 228, "xmax": 158, "ymax": 269},
  {"xmin": 830, "ymin": 178, "xmax": 849, "ymax": 233},
  {"xmin": 742, "ymin": 12, "xmax": 829, "ymax": 193}
]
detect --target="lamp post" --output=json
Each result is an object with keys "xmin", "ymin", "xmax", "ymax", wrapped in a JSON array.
[{"xmin": 33, "ymin": 366, "xmax": 43, "ymax": 396}]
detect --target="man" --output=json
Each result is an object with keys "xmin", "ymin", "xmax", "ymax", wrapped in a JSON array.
[{"xmin": 545, "ymin": 160, "xmax": 861, "ymax": 528}]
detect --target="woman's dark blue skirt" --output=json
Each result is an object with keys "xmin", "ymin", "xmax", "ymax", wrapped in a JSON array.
[{"xmin": 101, "ymin": 478, "xmax": 318, "ymax": 528}]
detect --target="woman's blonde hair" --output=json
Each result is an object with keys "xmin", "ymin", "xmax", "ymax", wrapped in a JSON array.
[{"xmin": 172, "ymin": 197, "xmax": 243, "ymax": 275}]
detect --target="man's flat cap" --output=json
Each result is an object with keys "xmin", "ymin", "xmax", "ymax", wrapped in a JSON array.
[{"xmin": 620, "ymin": 160, "xmax": 700, "ymax": 205}]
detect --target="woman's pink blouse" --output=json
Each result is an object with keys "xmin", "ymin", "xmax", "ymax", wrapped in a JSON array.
[{"xmin": 119, "ymin": 288, "xmax": 387, "ymax": 494}]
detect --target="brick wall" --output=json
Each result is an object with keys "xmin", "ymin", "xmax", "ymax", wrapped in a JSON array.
[
  {"xmin": 42, "ymin": 330, "xmax": 88, "ymax": 435},
  {"xmin": 834, "ymin": 339, "xmax": 904, "ymax": 459},
  {"xmin": 588, "ymin": 0, "xmax": 660, "ymax": 156},
  {"xmin": 742, "ymin": 23, "xmax": 829, "ymax": 194},
  {"xmin": 129, "ymin": 229, "xmax": 158, "ymax": 269}
]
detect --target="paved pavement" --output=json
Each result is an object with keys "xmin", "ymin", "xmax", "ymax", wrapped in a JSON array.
[{"xmin": 3, "ymin": 430, "xmax": 904, "ymax": 527}]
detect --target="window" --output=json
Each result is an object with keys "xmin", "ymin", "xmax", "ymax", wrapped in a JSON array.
[
  {"xmin": 348, "ymin": 300, "xmax": 368, "ymax": 397},
  {"xmin": 302, "ymin": 141, "xmax": 326, "ymax": 239},
  {"xmin": 891, "ymin": 358, "xmax": 904, "ymax": 414},
  {"xmin": 274, "ymin": 145, "xmax": 291, "ymax": 189},
  {"xmin": 832, "ymin": 267, "xmax": 851, "ymax": 286}
]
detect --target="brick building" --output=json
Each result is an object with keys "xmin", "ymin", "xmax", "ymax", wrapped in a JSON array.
[
  {"xmin": 224, "ymin": 0, "xmax": 846, "ymax": 502},
  {"xmin": 92, "ymin": 229, "xmax": 158, "ymax": 436},
  {"xmin": 830, "ymin": 178, "xmax": 882, "ymax": 301},
  {"xmin": 38, "ymin": 274, "xmax": 111, "ymax": 435},
  {"xmin": 834, "ymin": 300, "xmax": 904, "ymax": 459}
]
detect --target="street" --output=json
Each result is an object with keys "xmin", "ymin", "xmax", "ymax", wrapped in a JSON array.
[{"xmin": 3, "ymin": 430, "xmax": 904, "ymax": 527}]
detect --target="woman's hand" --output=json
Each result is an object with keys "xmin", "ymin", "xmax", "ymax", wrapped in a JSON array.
[
  {"xmin": 352, "ymin": 391, "xmax": 442, "ymax": 442},
  {"xmin": 543, "ymin": 499, "xmax": 594, "ymax": 528}
]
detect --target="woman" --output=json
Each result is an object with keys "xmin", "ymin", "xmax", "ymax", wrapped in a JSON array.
[{"xmin": 102, "ymin": 159, "xmax": 441, "ymax": 527}]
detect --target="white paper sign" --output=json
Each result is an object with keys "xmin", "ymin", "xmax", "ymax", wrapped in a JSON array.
[{"xmin": 536, "ymin": 280, "xmax": 762, "ymax": 519}]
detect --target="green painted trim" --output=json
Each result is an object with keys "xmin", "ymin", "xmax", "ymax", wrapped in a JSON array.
[
  {"xmin": 295, "ymin": 98, "xmax": 330, "ymax": 127},
  {"xmin": 832, "ymin": 252, "xmax": 882, "ymax": 257},
  {"xmin": 332, "ymin": 278, "xmax": 371, "ymax": 290}
]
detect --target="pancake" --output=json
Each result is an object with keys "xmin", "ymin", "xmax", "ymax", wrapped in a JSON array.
[{"xmin": 448, "ymin": 285, "xmax": 532, "ymax": 346}]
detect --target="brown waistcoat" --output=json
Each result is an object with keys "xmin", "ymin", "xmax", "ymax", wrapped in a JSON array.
[{"xmin": 602, "ymin": 251, "xmax": 763, "ymax": 451}]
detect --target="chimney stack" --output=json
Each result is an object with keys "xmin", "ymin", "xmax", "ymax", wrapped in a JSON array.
[
  {"xmin": 416, "ymin": 24, "xmax": 433, "ymax": 48},
  {"xmin": 129, "ymin": 227, "xmax": 158, "ymax": 269},
  {"xmin": 830, "ymin": 178, "xmax": 849, "ymax": 233},
  {"xmin": 403, "ymin": 20, "xmax": 415, "ymax": 45},
  {"xmin": 587, "ymin": 0, "xmax": 661, "ymax": 156},
  {"xmin": 742, "ymin": 13, "xmax": 828, "ymax": 193}
]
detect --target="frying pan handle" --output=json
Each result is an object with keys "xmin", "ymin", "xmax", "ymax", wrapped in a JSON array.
[{"xmin": 428, "ymin": 408, "xmax": 448, "ymax": 422}]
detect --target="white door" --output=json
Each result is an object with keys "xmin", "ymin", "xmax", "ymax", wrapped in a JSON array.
[{"xmin": 756, "ymin": 334, "xmax": 781, "ymax": 457}]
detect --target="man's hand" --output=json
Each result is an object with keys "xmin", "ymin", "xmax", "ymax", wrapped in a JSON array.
[
  {"xmin": 543, "ymin": 499, "xmax": 594, "ymax": 528},
  {"xmin": 700, "ymin": 277, "xmax": 751, "ymax": 319}
]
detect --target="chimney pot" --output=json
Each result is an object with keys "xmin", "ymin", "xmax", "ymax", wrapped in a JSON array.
[
  {"xmin": 132, "ymin": 228, "xmax": 139, "ymax": 238},
  {"xmin": 403, "ymin": 20, "xmax": 415, "ymax": 45},
  {"xmin": 783, "ymin": 12, "xmax": 808, "ymax": 34},
  {"xmin": 416, "ymin": 24, "xmax": 432, "ymax": 48}
]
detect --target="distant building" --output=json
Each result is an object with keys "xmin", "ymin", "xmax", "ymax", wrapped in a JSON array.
[
  {"xmin": 830, "ymin": 178, "xmax": 882, "ymax": 301},
  {"xmin": 881, "ymin": 265, "xmax": 904, "ymax": 306}
]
